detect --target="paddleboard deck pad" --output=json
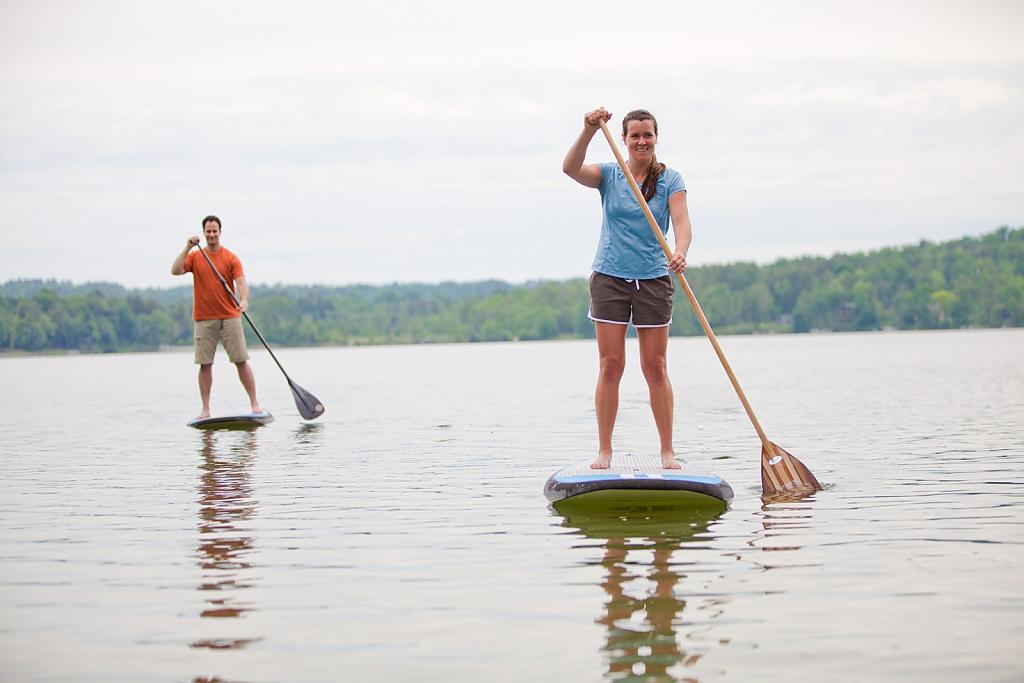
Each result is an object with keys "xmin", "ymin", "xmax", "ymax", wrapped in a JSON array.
[
  {"xmin": 187, "ymin": 411, "xmax": 274, "ymax": 430},
  {"xmin": 544, "ymin": 453, "xmax": 733, "ymax": 507}
]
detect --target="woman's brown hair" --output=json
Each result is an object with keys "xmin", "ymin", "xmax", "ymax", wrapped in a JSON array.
[{"xmin": 622, "ymin": 109, "xmax": 665, "ymax": 202}]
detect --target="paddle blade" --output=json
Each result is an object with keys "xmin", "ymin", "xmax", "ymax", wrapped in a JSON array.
[
  {"xmin": 289, "ymin": 381, "xmax": 325, "ymax": 420},
  {"xmin": 760, "ymin": 441, "xmax": 822, "ymax": 496}
]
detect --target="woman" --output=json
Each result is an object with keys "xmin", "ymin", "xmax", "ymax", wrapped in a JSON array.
[{"xmin": 562, "ymin": 108, "xmax": 692, "ymax": 469}]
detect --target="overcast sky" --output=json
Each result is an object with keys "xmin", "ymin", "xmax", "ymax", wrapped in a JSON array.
[{"xmin": 1, "ymin": 0, "xmax": 1021, "ymax": 288}]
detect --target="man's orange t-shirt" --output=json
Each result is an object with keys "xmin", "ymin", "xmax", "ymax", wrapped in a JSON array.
[{"xmin": 183, "ymin": 247, "xmax": 245, "ymax": 321}]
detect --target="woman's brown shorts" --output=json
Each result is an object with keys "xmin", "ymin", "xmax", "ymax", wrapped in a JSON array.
[{"xmin": 588, "ymin": 272, "xmax": 674, "ymax": 328}]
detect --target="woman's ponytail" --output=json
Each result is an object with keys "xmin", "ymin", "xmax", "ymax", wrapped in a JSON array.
[{"xmin": 641, "ymin": 157, "xmax": 665, "ymax": 203}]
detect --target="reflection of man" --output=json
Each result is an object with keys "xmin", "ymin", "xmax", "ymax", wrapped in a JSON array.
[
  {"xmin": 171, "ymin": 215, "xmax": 262, "ymax": 419},
  {"xmin": 191, "ymin": 431, "xmax": 261, "ymax": 651}
]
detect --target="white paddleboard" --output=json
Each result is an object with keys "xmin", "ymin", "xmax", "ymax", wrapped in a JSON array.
[
  {"xmin": 544, "ymin": 453, "xmax": 733, "ymax": 507},
  {"xmin": 187, "ymin": 411, "xmax": 274, "ymax": 430}
]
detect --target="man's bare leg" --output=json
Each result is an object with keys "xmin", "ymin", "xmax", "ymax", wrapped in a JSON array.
[
  {"xmin": 638, "ymin": 326, "xmax": 680, "ymax": 469},
  {"xmin": 235, "ymin": 360, "xmax": 262, "ymax": 413},
  {"xmin": 593, "ymin": 322, "xmax": 627, "ymax": 469},
  {"xmin": 197, "ymin": 363, "xmax": 213, "ymax": 419}
]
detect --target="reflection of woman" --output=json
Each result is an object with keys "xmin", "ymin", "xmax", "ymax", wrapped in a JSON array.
[
  {"xmin": 597, "ymin": 542, "xmax": 686, "ymax": 679},
  {"xmin": 562, "ymin": 107, "xmax": 693, "ymax": 470},
  {"xmin": 557, "ymin": 503, "xmax": 722, "ymax": 679}
]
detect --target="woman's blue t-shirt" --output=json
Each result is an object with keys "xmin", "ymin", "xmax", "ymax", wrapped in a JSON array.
[{"xmin": 592, "ymin": 162, "xmax": 686, "ymax": 279}]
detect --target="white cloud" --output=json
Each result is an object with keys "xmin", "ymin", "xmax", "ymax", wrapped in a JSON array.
[{"xmin": 1, "ymin": 1, "xmax": 1022, "ymax": 287}]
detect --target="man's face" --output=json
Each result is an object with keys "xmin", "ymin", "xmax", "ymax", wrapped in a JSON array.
[{"xmin": 203, "ymin": 221, "xmax": 221, "ymax": 247}]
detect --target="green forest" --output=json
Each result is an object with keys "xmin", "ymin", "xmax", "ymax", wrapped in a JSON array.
[{"xmin": 2, "ymin": 227, "xmax": 1022, "ymax": 353}]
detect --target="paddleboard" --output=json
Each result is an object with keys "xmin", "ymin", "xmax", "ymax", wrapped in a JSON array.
[
  {"xmin": 187, "ymin": 411, "xmax": 274, "ymax": 430},
  {"xmin": 544, "ymin": 453, "xmax": 733, "ymax": 509}
]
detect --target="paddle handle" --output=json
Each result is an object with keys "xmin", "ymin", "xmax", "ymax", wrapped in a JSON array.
[{"xmin": 597, "ymin": 120, "xmax": 770, "ymax": 448}]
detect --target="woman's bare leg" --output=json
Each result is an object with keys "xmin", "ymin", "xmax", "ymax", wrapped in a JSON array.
[
  {"xmin": 593, "ymin": 322, "xmax": 627, "ymax": 468},
  {"xmin": 638, "ymin": 326, "xmax": 679, "ymax": 468}
]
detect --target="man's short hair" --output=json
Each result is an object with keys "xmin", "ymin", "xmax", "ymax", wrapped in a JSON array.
[{"xmin": 201, "ymin": 215, "xmax": 222, "ymax": 231}]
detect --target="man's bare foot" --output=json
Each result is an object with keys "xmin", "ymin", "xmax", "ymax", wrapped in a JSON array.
[
  {"xmin": 250, "ymin": 404, "xmax": 263, "ymax": 415},
  {"xmin": 591, "ymin": 453, "xmax": 612, "ymax": 469},
  {"xmin": 196, "ymin": 409, "xmax": 211, "ymax": 420},
  {"xmin": 660, "ymin": 452, "xmax": 681, "ymax": 469}
]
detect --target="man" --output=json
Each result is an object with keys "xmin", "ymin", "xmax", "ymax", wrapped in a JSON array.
[{"xmin": 171, "ymin": 215, "xmax": 263, "ymax": 419}]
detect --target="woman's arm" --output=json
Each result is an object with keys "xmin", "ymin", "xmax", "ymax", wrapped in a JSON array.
[
  {"xmin": 562, "ymin": 108, "xmax": 611, "ymax": 188},
  {"xmin": 667, "ymin": 191, "xmax": 692, "ymax": 273}
]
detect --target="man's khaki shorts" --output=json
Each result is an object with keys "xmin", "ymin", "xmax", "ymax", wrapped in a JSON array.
[
  {"xmin": 588, "ymin": 271, "xmax": 674, "ymax": 328},
  {"xmin": 194, "ymin": 318, "xmax": 250, "ymax": 365}
]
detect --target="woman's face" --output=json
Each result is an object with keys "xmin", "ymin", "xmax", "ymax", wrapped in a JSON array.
[{"xmin": 623, "ymin": 119, "xmax": 657, "ymax": 162}]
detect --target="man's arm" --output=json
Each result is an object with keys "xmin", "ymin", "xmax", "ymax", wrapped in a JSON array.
[
  {"xmin": 235, "ymin": 276, "xmax": 249, "ymax": 313},
  {"xmin": 171, "ymin": 236, "xmax": 200, "ymax": 275}
]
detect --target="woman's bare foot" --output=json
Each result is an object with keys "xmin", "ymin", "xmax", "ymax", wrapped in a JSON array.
[
  {"xmin": 660, "ymin": 452, "xmax": 681, "ymax": 469},
  {"xmin": 591, "ymin": 452, "xmax": 612, "ymax": 469},
  {"xmin": 195, "ymin": 410, "xmax": 211, "ymax": 420},
  {"xmin": 250, "ymin": 404, "xmax": 263, "ymax": 415}
]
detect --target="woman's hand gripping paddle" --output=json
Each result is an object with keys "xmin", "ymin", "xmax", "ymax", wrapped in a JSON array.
[
  {"xmin": 194, "ymin": 246, "xmax": 325, "ymax": 421},
  {"xmin": 597, "ymin": 119, "xmax": 821, "ymax": 496}
]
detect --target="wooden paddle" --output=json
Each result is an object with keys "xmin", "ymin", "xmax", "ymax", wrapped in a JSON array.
[
  {"xmin": 597, "ymin": 119, "xmax": 821, "ymax": 496},
  {"xmin": 193, "ymin": 245, "xmax": 325, "ymax": 421}
]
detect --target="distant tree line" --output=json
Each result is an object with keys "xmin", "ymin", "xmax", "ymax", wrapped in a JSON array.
[{"xmin": 1, "ymin": 227, "xmax": 1021, "ymax": 353}]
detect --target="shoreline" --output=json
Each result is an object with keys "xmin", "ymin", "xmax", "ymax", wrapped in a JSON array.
[{"xmin": 1, "ymin": 326, "xmax": 1017, "ymax": 359}]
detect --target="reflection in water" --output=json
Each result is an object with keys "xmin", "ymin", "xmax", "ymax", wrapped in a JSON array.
[
  {"xmin": 556, "ymin": 500, "xmax": 725, "ymax": 682},
  {"xmin": 755, "ymin": 491, "xmax": 818, "ymax": 563},
  {"xmin": 293, "ymin": 421, "xmax": 325, "ymax": 442},
  {"xmin": 191, "ymin": 431, "xmax": 262, "ymax": 653},
  {"xmin": 292, "ymin": 422, "xmax": 325, "ymax": 455}
]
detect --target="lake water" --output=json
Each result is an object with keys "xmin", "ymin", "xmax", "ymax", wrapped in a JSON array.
[{"xmin": 1, "ymin": 329, "xmax": 1022, "ymax": 682}]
